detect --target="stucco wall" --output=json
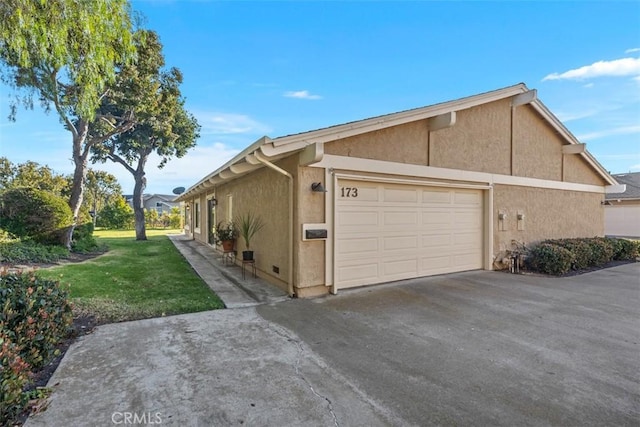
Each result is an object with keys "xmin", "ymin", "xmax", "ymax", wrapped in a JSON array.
[
  {"xmin": 324, "ymin": 120, "xmax": 429, "ymax": 165},
  {"xmin": 295, "ymin": 165, "xmax": 326, "ymax": 290},
  {"xmin": 493, "ymin": 184, "xmax": 604, "ymax": 256},
  {"xmin": 432, "ymin": 98, "xmax": 512, "ymax": 174},
  {"xmin": 211, "ymin": 162, "xmax": 293, "ymax": 291}
]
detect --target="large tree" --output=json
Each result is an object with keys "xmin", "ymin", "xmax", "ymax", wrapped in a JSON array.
[
  {"xmin": 0, "ymin": 0, "xmax": 136, "ymax": 248},
  {"xmin": 0, "ymin": 157, "xmax": 70, "ymax": 196},
  {"xmin": 92, "ymin": 30, "xmax": 200, "ymax": 240},
  {"xmin": 84, "ymin": 169, "xmax": 123, "ymax": 226}
]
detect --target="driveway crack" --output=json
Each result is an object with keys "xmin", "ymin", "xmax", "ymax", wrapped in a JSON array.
[{"xmin": 263, "ymin": 319, "xmax": 340, "ymax": 427}]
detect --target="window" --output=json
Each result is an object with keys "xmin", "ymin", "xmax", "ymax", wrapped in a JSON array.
[
  {"xmin": 156, "ymin": 202, "xmax": 163, "ymax": 207},
  {"xmin": 194, "ymin": 201, "xmax": 200, "ymax": 229}
]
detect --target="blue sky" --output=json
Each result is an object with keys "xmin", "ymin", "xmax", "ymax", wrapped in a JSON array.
[{"xmin": 1, "ymin": 1, "xmax": 639, "ymax": 194}]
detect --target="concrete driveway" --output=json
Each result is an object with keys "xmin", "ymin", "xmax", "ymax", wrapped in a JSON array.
[
  {"xmin": 27, "ymin": 263, "xmax": 639, "ymax": 426},
  {"xmin": 259, "ymin": 263, "xmax": 640, "ymax": 426}
]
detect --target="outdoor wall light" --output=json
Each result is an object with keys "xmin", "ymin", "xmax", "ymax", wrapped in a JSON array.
[
  {"xmin": 210, "ymin": 198, "xmax": 218, "ymax": 207},
  {"xmin": 311, "ymin": 182, "xmax": 327, "ymax": 192},
  {"xmin": 498, "ymin": 212, "xmax": 507, "ymax": 220}
]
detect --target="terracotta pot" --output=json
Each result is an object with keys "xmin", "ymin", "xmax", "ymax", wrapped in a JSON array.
[{"xmin": 221, "ymin": 240, "xmax": 234, "ymax": 251}]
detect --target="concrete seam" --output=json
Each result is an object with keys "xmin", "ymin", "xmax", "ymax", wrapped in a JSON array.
[{"xmin": 262, "ymin": 319, "xmax": 340, "ymax": 427}]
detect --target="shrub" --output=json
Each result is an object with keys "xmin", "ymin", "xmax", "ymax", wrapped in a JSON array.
[
  {"xmin": 97, "ymin": 197, "xmax": 134, "ymax": 229},
  {"xmin": 72, "ymin": 222, "xmax": 99, "ymax": 253},
  {"xmin": 0, "ymin": 240, "xmax": 69, "ymax": 264},
  {"xmin": 0, "ymin": 331, "xmax": 31, "ymax": 423},
  {"xmin": 0, "ymin": 272, "xmax": 72, "ymax": 423},
  {"xmin": 552, "ymin": 239, "xmax": 593, "ymax": 270},
  {"xmin": 587, "ymin": 238, "xmax": 615, "ymax": 266},
  {"xmin": 0, "ymin": 273, "xmax": 73, "ymax": 369},
  {"xmin": 527, "ymin": 243, "xmax": 574, "ymax": 275},
  {"xmin": 609, "ymin": 238, "xmax": 639, "ymax": 261},
  {"xmin": 0, "ymin": 188, "xmax": 73, "ymax": 245}
]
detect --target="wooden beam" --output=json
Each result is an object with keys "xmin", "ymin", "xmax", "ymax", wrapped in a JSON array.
[
  {"xmin": 428, "ymin": 111, "xmax": 456, "ymax": 131},
  {"xmin": 562, "ymin": 143, "xmax": 586, "ymax": 154},
  {"xmin": 512, "ymin": 90, "xmax": 537, "ymax": 107}
]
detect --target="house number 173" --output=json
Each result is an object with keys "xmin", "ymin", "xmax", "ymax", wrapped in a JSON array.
[{"xmin": 340, "ymin": 187, "xmax": 358, "ymax": 198}]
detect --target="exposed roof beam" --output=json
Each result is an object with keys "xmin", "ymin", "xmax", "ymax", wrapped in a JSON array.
[
  {"xmin": 512, "ymin": 90, "xmax": 537, "ymax": 107},
  {"xmin": 562, "ymin": 143, "xmax": 586, "ymax": 154},
  {"xmin": 428, "ymin": 111, "xmax": 456, "ymax": 131}
]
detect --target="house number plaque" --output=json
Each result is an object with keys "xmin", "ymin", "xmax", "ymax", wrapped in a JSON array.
[{"xmin": 340, "ymin": 187, "xmax": 359, "ymax": 198}]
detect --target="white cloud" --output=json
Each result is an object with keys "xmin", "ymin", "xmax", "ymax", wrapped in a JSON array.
[
  {"xmin": 543, "ymin": 57, "xmax": 640, "ymax": 81},
  {"xmin": 555, "ymin": 109, "xmax": 599, "ymax": 122},
  {"xmin": 283, "ymin": 90, "xmax": 322, "ymax": 100},
  {"xmin": 583, "ymin": 83, "xmax": 594, "ymax": 89},
  {"xmin": 630, "ymin": 163, "xmax": 640, "ymax": 171},
  {"xmin": 193, "ymin": 111, "xmax": 272, "ymax": 135},
  {"xmin": 577, "ymin": 125, "xmax": 640, "ymax": 141},
  {"xmin": 625, "ymin": 48, "xmax": 640, "ymax": 54}
]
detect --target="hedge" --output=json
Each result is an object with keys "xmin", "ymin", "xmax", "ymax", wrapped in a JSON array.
[
  {"xmin": 0, "ymin": 273, "xmax": 73, "ymax": 423},
  {"xmin": 527, "ymin": 237, "xmax": 639, "ymax": 276},
  {"xmin": 0, "ymin": 188, "xmax": 73, "ymax": 245}
]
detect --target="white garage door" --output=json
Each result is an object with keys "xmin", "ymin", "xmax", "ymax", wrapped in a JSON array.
[
  {"xmin": 335, "ymin": 179, "xmax": 484, "ymax": 289},
  {"xmin": 605, "ymin": 205, "xmax": 640, "ymax": 237}
]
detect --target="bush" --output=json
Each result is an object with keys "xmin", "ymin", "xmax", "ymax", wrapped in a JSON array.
[
  {"xmin": 587, "ymin": 238, "xmax": 615, "ymax": 266},
  {"xmin": 72, "ymin": 222, "xmax": 99, "ymax": 253},
  {"xmin": 552, "ymin": 239, "xmax": 593, "ymax": 270},
  {"xmin": 97, "ymin": 197, "xmax": 134, "ymax": 229},
  {"xmin": 0, "ymin": 240, "xmax": 69, "ymax": 264},
  {"xmin": 610, "ymin": 238, "xmax": 639, "ymax": 261},
  {"xmin": 527, "ymin": 243, "xmax": 574, "ymax": 275},
  {"xmin": 0, "ymin": 188, "xmax": 73, "ymax": 245},
  {"xmin": 0, "ymin": 272, "xmax": 73, "ymax": 422}
]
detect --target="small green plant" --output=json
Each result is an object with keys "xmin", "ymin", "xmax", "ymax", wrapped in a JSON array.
[
  {"xmin": 234, "ymin": 212, "xmax": 265, "ymax": 250},
  {"xmin": 0, "ymin": 240, "xmax": 69, "ymax": 264}
]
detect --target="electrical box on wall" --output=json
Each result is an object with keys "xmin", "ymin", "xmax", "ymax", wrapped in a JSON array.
[{"xmin": 302, "ymin": 223, "xmax": 328, "ymax": 241}]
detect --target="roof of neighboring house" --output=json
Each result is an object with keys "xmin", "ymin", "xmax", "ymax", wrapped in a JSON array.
[
  {"xmin": 177, "ymin": 83, "xmax": 617, "ymax": 201},
  {"xmin": 123, "ymin": 194, "xmax": 178, "ymax": 202},
  {"xmin": 605, "ymin": 172, "xmax": 640, "ymax": 200}
]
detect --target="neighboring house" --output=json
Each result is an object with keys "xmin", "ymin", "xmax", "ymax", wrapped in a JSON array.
[
  {"xmin": 177, "ymin": 83, "xmax": 621, "ymax": 298},
  {"xmin": 605, "ymin": 172, "xmax": 639, "ymax": 237},
  {"xmin": 124, "ymin": 194, "xmax": 179, "ymax": 215}
]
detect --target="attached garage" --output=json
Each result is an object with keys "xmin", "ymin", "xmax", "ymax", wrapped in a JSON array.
[
  {"xmin": 177, "ymin": 83, "xmax": 620, "ymax": 298},
  {"xmin": 605, "ymin": 172, "xmax": 640, "ymax": 238},
  {"xmin": 335, "ymin": 179, "xmax": 484, "ymax": 289}
]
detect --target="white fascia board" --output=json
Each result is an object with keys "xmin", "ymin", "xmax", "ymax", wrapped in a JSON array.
[
  {"xmin": 312, "ymin": 154, "xmax": 606, "ymax": 194},
  {"xmin": 230, "ymin": 162, "xmax": 259, "ymax": 174},
  {"xmin": 270, "ymin": 84, "xmax": 528, "ymax": 148},
  {"xmin": 529, "ymin": 101, "xmax": 616, "ymax": 185},
  {"xmin": 605, "ymin": 184, "xmax": 627, "ymax": 194},
  {"xmin": 562, "ymin": 143, "xmax": 586, "ymax": 154}
]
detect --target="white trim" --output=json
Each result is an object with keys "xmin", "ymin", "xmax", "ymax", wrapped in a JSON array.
[
  {"xmin": 326, "ymin": 168, "xmax": 335, "ymax": 291},
  {"xmin": 313, "ymin": 154, "xmax": 606, "ymax": 194},
  {"xmin": 333, "ymin": 173, "xmax": 491, "ymax": 190}
]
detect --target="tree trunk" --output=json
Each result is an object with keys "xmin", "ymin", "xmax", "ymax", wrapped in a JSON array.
[
  {"xmin": 132, "ymin": 170, "xmax": 147, "ymax": 241},
  {"xmin": 63, "ymin": 122, "xmax": 90, "ymax": 249}
]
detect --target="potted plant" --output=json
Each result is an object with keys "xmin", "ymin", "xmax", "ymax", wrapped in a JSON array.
[
  {"xmin": 215, "ymin": 221, "xmax": 237, "ymax": 252},
  {"xmin": 234, "ymin": 212, "xmax": 265, "ymax": 261}
]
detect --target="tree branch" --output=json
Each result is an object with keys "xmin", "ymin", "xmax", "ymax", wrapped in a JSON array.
[{"xmin": 50, "ymin": 68, "xmax": 78, "ymax": 138}]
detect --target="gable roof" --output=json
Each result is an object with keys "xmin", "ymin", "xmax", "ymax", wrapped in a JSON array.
[
  {"xmin": 177, "ymin": 83, "xmax": 616, "ymax": 201},
  {"xmin": 605, "ymin": 172, "xmax": 640, "ymax": 200}
]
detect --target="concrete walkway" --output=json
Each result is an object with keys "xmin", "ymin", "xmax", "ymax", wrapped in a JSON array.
[{"xmin": 168, "ymin": 234, "xmax": 289, "ymax": 308}]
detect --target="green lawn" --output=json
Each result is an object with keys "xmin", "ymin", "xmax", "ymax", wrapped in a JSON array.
[{"xmin": 37, "ymin": 229, "xmax": 224, "ymax": 323}]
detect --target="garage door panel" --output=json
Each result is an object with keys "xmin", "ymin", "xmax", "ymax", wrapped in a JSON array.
[
  {"xmin": 421, "ymin": 233, "xmax": 452, "ymax": 247},
  {"xmin": 384, "ymin": 187, "xmax": 418, "ymax": 203},
  {"xmin": 383, "ymin": 211, "xmax": 418, "ymax": 226},
  {"xmin": 422, "ymin": 211, "xmax": 453, "ymax": 226},
  {"xmin": 453, "ymin": 190, "xmax": 482, "ymax": 205},
  {"xmin": 422, "ymin": 189, "xmax": 451, "ymax": 204},
  {"xmin": 338, "ymin": 262, "xmax": 379, "ymax": 285},
  {"xmin": 336, "ymin": 180, "xmax": 484, "ymax": 289},
  {"xmin": 338, "ymin": 237, "xmax": 379, "ymax": 255},
  {"xmin": 382, "ymin": 258, "xmax": 418, "ymax": 276},
  {"xmin": 383, "ymin": 235, "xmax": 418, "ymax": 251}
]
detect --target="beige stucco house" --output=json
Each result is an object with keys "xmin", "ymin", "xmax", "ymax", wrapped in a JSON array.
[
  {"xmin": 177, "ymin": 83, "xmax": 622, "ymax": 298},
  {"xmin": 605, "ymin": 172, "xmax": 640, "ymax": 237}
]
